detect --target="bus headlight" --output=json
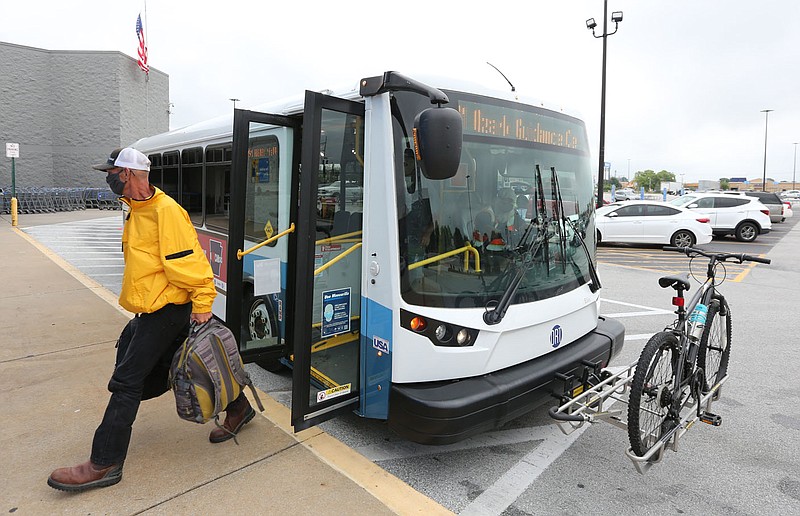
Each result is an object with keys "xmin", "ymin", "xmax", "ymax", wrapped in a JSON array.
[
  {"xmin": 400, "ymin": 309, "xmax": 478, "ymax": 347},
  {"xmin": 434, "ymin": 324, "xmax": 452, "ymax": 343}
]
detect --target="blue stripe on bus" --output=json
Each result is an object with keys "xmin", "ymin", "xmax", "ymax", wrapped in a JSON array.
[{"xmin": 360, "ymin": 297, "xmax": 392, "ymax": 420}]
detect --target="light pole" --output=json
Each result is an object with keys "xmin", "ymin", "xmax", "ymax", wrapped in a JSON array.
[
  {"xmin": 793, "ymin": 142, "xmax": 798, "ymax": 190},
  {"xmin": 230, "ymin": 98, "xmax": 240, "ymax": 110},
  {"xmin": 761, "ymin": 109, "xmax": 773, "ymax": 192},
  {"xmin": 587, "ymin": 2, "xmax": 623, "ymax": 208}
]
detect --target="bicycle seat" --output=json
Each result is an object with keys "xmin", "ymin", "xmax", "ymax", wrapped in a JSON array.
[{"xmin": 658, "ymin": 274, "xmax": 690, "ymax": 291}]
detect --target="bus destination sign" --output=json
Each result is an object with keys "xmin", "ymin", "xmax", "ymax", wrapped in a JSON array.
[{"xmin": 458, "ymin": 101, "xmax": 585, "ymax": 151}]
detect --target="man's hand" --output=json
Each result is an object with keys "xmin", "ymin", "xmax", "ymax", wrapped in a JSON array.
[{"xmin": 191, "ymin": 311, "xmax": 213, "ymax": 324}]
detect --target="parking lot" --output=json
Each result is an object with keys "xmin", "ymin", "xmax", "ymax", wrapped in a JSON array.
[
  {"xmin": 17, "ymin": 209, "xmax": 800, "ymax": 515},
  {"xmin": 597, "ymin": 201, "xmax": 798, "ymax": 279}
]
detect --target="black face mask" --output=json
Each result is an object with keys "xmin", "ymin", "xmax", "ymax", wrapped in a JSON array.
[{"xmin": 106, "ymin": 172, "xmax": 126, "ymax": 195}]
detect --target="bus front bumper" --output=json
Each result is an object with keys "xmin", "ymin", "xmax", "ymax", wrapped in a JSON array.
[{"xmin": 388, "ymin": 317, "xmax": 625, "ymax": 445}]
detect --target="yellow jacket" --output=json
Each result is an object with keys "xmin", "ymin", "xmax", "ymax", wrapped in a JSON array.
[{"xmin": 119, "ymin": 188, "xmax": 216, "ymax": 314}]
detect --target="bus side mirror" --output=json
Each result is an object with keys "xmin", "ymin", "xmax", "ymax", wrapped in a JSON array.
[{"xmin": 413, "ymin": 107, "xmax": 462, "ymax": 180}]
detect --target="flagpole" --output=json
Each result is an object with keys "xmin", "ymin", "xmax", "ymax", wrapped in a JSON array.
[{"xmin": 144, "ymin": 0, "xmax": 149, "ymax": 134}]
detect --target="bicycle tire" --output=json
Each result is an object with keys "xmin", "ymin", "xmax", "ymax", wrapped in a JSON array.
[
  {"xmin": 697, "ymin": 297, "xmax": 732, "ymax": 392},
  {"xmin": 628, "ymin": 331, "xmax": 681, "ymax": 457}
]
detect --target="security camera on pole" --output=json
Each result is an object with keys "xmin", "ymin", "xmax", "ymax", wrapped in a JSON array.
[
  {"xmin": 586, "ymin": 2, "xmax": 623, "ymax": 208},
  {"xmin": 5, "ymin": 142, "xmax": 19, "ymax": 227}
]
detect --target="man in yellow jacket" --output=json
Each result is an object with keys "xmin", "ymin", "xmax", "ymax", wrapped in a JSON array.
[{"xmin": 48, "ymin": 148, "xmax": 254, "ymax": 492}]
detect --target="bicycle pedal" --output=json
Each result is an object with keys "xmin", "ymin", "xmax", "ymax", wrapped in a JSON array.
[{"xmin": 699, "ymin": 412, "xmax": 722, "ymax": 426}]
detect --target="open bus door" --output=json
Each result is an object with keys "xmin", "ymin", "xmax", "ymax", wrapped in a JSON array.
[
  {"xmin": 228, "ymin": 109, "xmax": 301, "ymax": 366},
  {"xmin": 292, "ymin": 91, "xmax": 366, "ymax": 431},
  {"xmin": 230, "ymin": 94, "xmax": 366, "ymax": 432}
]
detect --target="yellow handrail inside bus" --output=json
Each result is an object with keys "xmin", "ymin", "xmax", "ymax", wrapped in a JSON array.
[
  {"xmin": 316, "ymin": 230, "xmax": 362, "ymax": 246},
  {"xmin": 315, "ymin": 242, "xmax": 362, "ymax": 276},
  {"xmin": 408, "ymin": 242, "xmax": 481, "ymax": 273},
  {"xmin": 237, "ymin": 223, "xmax": 295, "ymax": 260}
]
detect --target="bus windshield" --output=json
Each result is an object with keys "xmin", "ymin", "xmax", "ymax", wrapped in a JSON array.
[{"xmin": 393, "ymin": 90, "xmax": 596, "ymax": 309}]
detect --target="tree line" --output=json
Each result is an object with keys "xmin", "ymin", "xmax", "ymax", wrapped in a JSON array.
[{"xmin": 604, "ymin": 170, "xmax": 730, "ymax": 192}]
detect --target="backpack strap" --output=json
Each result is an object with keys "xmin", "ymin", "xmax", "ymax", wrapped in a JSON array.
[
  {"xmin": 190, "ymin": 328, "xmax": 226, "ymax": 417},
  {"xmin": 207, "ymin": 321, "xmax": 266, "ymax": 413}
]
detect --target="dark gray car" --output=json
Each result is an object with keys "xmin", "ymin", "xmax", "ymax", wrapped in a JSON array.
[{"xmin": 743, "ymin": 191, "xmax": 785, "ymax": 222}]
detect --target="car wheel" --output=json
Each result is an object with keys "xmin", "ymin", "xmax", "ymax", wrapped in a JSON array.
[
  {"xmin": 670, "ymin": 230, "xmax": 695, "ymax": 248},
  {"xmin": 735, "ymin": 222, "xmax": 758, "ymax": 242},
  {"xmin": 596, "ymin": 229, "xmax": 602, "ymax": 245}
]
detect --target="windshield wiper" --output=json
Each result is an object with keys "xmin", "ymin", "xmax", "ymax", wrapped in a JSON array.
[
  {"xmin": 483, "ymin": 165, "xmax": 602, "ymax": 325},
  {"xmin": 550, "ymin": 166, "xmax": 601, "ymax": 293},
  {"xmin": 484, "ymin": 165, "xmax": 551, "ymax": 325}
]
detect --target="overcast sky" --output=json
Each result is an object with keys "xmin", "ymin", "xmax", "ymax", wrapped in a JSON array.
[{"xmin": 3, "ymin": 0, "xmax": 799, "ymax": 184}]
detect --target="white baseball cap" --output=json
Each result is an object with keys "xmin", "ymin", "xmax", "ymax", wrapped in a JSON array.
[{"xmin": 114, "ymin": 147, "xmax": 151, "ymax": 172}]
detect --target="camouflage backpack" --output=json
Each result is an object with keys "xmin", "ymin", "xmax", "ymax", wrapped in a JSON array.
[{"xmin": 169, "ymin": 319, "xmax": 264, "ymax": 429}]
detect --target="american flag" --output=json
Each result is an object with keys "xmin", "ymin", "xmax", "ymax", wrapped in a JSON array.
[{"xmin": 136, "ymin": 14, "xmax": 149, "ymax": 74}]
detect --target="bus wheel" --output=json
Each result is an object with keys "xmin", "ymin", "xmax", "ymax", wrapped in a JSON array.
[
  {"xmin": 246, "ymin": 295, "xmax": 276, "ymax": 341},
  {"xmin": 242, "ymin": 288, "xmax": 285, "ymax": 372}
]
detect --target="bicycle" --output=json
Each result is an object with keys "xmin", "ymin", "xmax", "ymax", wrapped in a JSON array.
[{"xmin": 627, "ymin": 246, "xmax": 771, "ymax": 459}]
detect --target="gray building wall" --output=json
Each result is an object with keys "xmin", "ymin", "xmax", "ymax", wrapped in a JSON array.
[{"xmin": 0, "ymin": 41, "xmax": 169, "ymax": 189}]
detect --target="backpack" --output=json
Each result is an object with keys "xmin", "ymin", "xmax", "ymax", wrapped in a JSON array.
[{"xmin": 169, "ymin": 319, "xmax": 264, "ymax": 426}]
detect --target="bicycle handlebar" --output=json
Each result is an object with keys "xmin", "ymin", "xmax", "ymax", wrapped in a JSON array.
[{"xmin": 663, "ymin": 246, "xmax": 771, "ymax": 265}]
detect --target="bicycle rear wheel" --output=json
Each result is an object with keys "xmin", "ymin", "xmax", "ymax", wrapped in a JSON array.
[
  {"xmin": 697, "ymin": 297, "xmax": 732, "ymax": 392},
  {"xmin": 628, "ymin": 331, "xmax": 681, "ymax": 457}
]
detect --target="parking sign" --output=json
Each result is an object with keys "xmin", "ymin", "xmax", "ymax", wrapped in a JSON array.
[{"xmin": 6, "ymin": 143, "xmax": 19, "ymax": 158}]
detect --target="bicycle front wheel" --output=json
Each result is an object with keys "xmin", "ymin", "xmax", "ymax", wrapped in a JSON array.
[
  {"xmin": 628, "ymin": 331, "xmax": 681, "ymax": 457},
  {"xmin": 697, "ymin": 297, "xmax": 732, "ymax": 392}
]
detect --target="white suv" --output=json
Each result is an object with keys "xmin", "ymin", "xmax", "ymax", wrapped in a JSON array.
[
  {"xmin": 668, "ymin": 193, "xmax": 772, "ymax": 242},
  {"xmin": 613, "ymin": 188, "xmax": 638, "ymax": 201}
]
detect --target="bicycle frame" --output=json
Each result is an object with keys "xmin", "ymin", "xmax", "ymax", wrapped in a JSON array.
[{"xmin": 550, "ymin": 246, "xmax": 770, "ymax": 474}]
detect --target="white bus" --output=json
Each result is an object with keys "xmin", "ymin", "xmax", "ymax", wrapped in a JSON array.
[{"xmin": 133, "ymin": 71, "xmax": 624, "ymax": 444}]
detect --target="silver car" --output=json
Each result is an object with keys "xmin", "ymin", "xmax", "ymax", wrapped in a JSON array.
[{"xmin": 613, "ymin": 188, "xmax": 638, "ymax": 201}]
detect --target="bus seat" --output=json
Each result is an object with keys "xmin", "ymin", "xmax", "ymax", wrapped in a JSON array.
[
  {"xmin": 347, "ymin": 212, "xmax": 362, "ymax": 234},
  {"xmin": 332, "ymin": 210, "xmax": 350, "ymax": 236}
]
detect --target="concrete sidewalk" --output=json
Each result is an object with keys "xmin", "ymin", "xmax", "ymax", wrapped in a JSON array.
[{"xmin": 0, "ymin": 212, "xmax": 451, "ymax": 515}]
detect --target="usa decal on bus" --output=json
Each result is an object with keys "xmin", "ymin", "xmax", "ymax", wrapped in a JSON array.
[{"xmin": 372, "ymin": 336, "xmax": 390, "ymax": 354}]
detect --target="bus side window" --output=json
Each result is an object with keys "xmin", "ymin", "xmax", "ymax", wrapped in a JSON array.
[
  {"xmin": 205, "ymin": 145, "xmax": 231, "ymax": 232},
  {"xmin": 181, "ymin": 147, "xmax": 203, "ymax": 225}
]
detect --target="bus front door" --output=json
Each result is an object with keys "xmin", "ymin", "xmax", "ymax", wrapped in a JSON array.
[
  {"xmin": 228, "ymin": 109, "xmax": 300, "ymax": 367},
  {"xmin": 291, "ymin": 91, "xmax": 366, "ymax": 431}
]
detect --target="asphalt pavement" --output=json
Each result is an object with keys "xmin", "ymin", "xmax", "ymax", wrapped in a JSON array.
[
  {"xmin": 4, "ymin": 208, "xmax": 799, "ymax": 514},
  {"xmin": 0, "ymin": 210, "xmax": 449, "ymax": 515}
]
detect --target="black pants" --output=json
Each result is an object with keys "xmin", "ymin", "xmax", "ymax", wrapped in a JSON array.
[{"xmin": 91, "ymin": 303, "xmax": 191, "ymax": 466}]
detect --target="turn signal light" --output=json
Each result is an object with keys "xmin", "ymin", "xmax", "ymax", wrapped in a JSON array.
[
  {"xmin": 410, "ymin": 316, "xmax": 427, "ymax": 332},
  {"xmin": 696, "ymin": 217, "xmax": 710, "ymax": 223}
]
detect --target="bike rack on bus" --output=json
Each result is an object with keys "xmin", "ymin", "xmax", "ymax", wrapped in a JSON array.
[{"xmin": 548, "ymin": 361, "xmax": 728, "ymax": 475}]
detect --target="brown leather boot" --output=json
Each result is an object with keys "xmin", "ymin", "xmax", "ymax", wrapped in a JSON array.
[
  {"xmin": 47, "ymin": 460, "xmax": 123, "ymax": 492},
  {"xmin": 209, "ymin": 394, "xmax": 255, "ymax": 443}
]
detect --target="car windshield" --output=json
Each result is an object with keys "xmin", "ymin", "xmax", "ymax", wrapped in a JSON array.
[
  {"xmin": 669, "ymin": 195, "xmax": 698, "ymax": 206},
  {"xmin": 391, "ymin": 90, "xmax": 595, "ymax": 309}
]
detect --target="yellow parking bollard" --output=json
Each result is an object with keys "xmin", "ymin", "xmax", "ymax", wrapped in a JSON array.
[{"xmin": 11, "ymin": 197, "xmax": 18, "ymax": 227}]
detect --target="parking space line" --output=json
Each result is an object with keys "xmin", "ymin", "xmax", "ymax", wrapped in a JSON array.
[
  {"xmin": 459, "ymin": 424, "xmax": 589, "ymax": 516},
  {"xmin": 732, "ymin": 259, "xmax": 760, "ymax": 282},
  {"xmin": 600, "ymin": 298, "xmax": 673, "ymax": 317}
]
